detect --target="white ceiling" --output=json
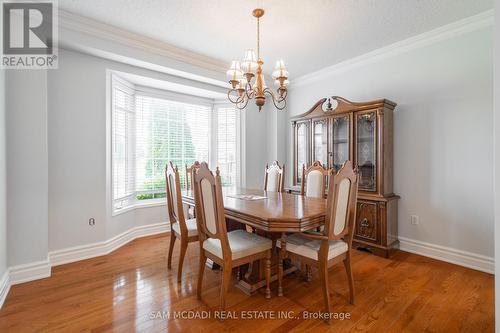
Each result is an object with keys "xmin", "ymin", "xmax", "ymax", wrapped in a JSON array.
[{"xmin": 59, "ymin": 0, "xmax": 493, "ymax": 78}]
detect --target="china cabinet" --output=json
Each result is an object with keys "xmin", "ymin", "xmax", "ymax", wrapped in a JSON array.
[{"xmin": 290, "ymin": 96, "xmax": 400, "ymax": 257}]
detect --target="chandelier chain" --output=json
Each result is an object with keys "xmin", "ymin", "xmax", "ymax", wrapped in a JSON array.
[{"xmin": 257, "ymin": 17, "xmax": 260, "ymax": 59}]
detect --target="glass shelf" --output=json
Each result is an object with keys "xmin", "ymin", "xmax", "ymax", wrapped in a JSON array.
[
  {"xmin": 357, "ymin": 112, "xmax": 376, "ymax": 191},
  {"xmin": 331, "ymin": 116, "xmax": 349, "ymax": 172}
]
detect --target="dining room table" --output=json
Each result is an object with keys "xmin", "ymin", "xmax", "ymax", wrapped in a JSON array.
[{"xmin": 181, "ymin": 187, "xmax": 327, "ymax": 295}]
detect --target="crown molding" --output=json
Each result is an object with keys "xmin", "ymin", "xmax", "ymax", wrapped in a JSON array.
[
  {"xmin": 57, "ymin": 9, "xmax": 229, "ymax": 74},
  {"xmin": 292, "ymin": 9, "xmax": 494, "ymax": 88}
]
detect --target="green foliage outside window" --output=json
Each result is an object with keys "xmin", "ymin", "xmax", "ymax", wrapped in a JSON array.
[{"xmin": 136, "ymin": 102, "xmax": 199, "ymax": 200}]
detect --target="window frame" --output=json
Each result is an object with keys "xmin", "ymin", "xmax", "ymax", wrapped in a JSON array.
[
  {"xmin": 110, "ymin": 75, "xmax": 137, "ymax": 214},
  {"xmin": 212, "ymin": 101, "xmax": 242, "ymax": 188},
  {"xmin": 108, "ymin": 73, "xmax": 243, "ymax": 216}
]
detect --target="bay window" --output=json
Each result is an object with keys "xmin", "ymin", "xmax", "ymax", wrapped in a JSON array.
[{"xmin": 110, "ymin": 74, "xmax": 241, "ymax": 214}]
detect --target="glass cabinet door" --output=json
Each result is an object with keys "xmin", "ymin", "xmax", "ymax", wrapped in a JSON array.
[
  {"xmin": 312, "ymin": 119, "xmax": 328, "ymax": 167},
  {"xmin": 331, "ymin": 116, "xmax": 350, "ymax": 173},
  {"xmin": 356, "ymin": 112, "xmax": 377, "ymax": 191},
  {"xmin": 295, "ymin": 121, "xmax": 310, "ymax": 185}
]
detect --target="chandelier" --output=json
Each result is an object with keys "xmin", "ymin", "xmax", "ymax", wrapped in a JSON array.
[{"xmin": 226, "ymin": 8, "xmax": 289, "ymax": 111}]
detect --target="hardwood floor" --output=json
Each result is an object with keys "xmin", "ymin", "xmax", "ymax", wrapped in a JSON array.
[{"xmin": 0, "ymin": 233, "xmax": 494, "ymax": 332}]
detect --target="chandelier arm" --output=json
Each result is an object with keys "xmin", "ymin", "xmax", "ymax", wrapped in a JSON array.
[
  {"xmin": 271, "ymin": 88, "xmax": 288, "ymax": 104},
  {"xmin": 245, "ymin": 82, "xmax": 255, "ymax": 99},
  {"xmin": 263, "ymin": 88, "xmax": 287, "ymax": 110},
  {"xmin": 276, "ymin": 88, "xmax": 288, "ymax": 102},
  {"xmin": 227, "ymin": 89, "xmax": 243, "ymax": 104},
  {"xmin": 237, "ymin": 93, "xmax": 247, "ymax": 104},
  {"xmin": 263, "ymin": 87, "xmax": 276, "ymax": 97},
  {"xmin": 237, "ymin": 95, "xmax": 250, "ymax": 110}
]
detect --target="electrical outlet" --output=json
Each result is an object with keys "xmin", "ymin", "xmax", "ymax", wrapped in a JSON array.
[
  {"xmin": 410, "ymin": 215, "xmax": 419, "ymax": 225},
  {"xmin": 89, "ymin": 218, "xmax": 95, "ymax": 226}
]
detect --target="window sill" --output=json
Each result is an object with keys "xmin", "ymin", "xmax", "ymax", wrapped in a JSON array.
[{"xmin": 112, "ymin": 198, "xmax": 166, "ymax": 216}]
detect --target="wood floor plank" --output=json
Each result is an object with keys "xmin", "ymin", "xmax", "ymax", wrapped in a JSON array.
[{"xmin": 0, "ymin": 233, "xmax": 494, "ymax": 332}]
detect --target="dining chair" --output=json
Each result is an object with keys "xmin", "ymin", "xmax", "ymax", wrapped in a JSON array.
[
  {"xmin": 185, "ymin": 161, "xmax": 201, "ymax": 191},
  {"xmin": 241, "ymin": 160, "xmax": 285, "ymax": 280},
  {"xmin": 194, "ymin": 162, "xmax": 273, "ymax": 311},
  {"xmin": 264, "ymin": 161, "xmax": 285, "ymax": 192},
  {"xmin": 277, "ymin": 161, "xmax": 359, "ymax": 323},
  {"xmin": 185, "ymin": 161, "xmax": 201, "ymax": 217},
  {"xmin": 300, "ymin": 160, "xmax": 331, "ymax": 198},
  {"xmin": 166, "ymin": 162, "xmax": 199, "ymax": 283},
  {"xmin": 300, "ymin": 160, "xmax": 332, "ymax": 280}
]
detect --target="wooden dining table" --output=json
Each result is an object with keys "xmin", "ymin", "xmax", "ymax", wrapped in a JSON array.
[{"xmin": 181, "ymin": 187, "xmax": 327, "ymax": 295}]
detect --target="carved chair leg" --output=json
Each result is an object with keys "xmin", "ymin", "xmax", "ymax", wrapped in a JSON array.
[
  {"xmin": 305, "ymin": 264, "xmax": 312, "ymax": 282},
  {"xmin": 259, "ymin": 259, "xmax": 265, "ymax": 280},
  {"xmin": 344, "ymin": 254, "xmax": 355, "ymax": 305},
  {"xmin": 265, "ymin": 250, "xmax": 271, "ymax": 299},
  {"xmin": 277, "ymin": 248, "xmax": 283, "ymax": 296},
  {"xmin": 177, "ymin": 241, "xmax": 188, "ymax": 283},
  {"xmin": 319, "ymin": 260, "xmax": 331, "ymax": 324},
  {"xmin": 197, "ymin": 251, "xmax": 206, "ymax": 300},
  {"xmin": 244, "ymin": 226, "xmax": 256, "ymax": 280},
  {"xmin": 167, "ymin": 232, "xmax": 176, "ymax": 269},
  {"xmin": 220, "ymin": 264, "xmax": 233, "ymax": 312}
]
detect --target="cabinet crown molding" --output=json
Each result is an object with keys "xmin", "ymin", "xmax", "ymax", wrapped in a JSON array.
[{"xmin": 291, "ymin": 96, "xmax": 397, "ymax": 121}]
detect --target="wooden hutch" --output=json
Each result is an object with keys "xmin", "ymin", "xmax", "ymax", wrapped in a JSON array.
[{"xmin": 290, "ymin": 96, "xmax": 399, "ymax": 257}]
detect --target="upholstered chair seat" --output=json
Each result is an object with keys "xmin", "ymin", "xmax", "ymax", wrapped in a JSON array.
[
  {"xmin": 203, "ymin": 229, "xmax": 272, "ymax": 260},
  {"xmin": 277, "ymin": 234, "xmax": 347, "ymax": 260},
  {"xmin": 172, "ymin": 218, "xmax": 198, "ymax": 237}
]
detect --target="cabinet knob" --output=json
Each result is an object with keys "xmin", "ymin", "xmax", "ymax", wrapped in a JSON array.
[{"xmin": 360, "ymin": 218, "xmax": 369, "ymax": 227}]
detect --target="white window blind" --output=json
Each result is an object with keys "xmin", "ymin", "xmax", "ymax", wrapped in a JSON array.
[
  {"xmin": 135, "ymin": 94, "xmax": 211, "ymax": 199},
  {"xmin": 110, "ymin": 74, "xmax": 242, "ymax": 214},
  {"xmin": 216, "ymin": 105, "xmax": 239, "ymax": 186},
  {"xmin": 112, "ymin": 81, "xmax": 136, "ymax": 210}
]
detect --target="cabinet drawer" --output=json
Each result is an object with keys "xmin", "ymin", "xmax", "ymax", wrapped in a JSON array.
[{"xmin": 354, "ymin": 201, "xmax": 380, "ymax": 244}]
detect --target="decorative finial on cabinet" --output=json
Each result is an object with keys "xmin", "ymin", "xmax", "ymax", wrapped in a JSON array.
[{"xmin": 327, "ymin": 98, "xmax": 332, "ymax": 110}]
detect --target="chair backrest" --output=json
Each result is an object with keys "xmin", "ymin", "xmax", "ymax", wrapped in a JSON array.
[
  {"xmin": 193, "ymin": 162, "xmax": 231, "ymax": 257},
  {"xmin": 301, "ymin": 161, "xmax": 331, "ymax": 198},
  {"xmin": 264, "ymin": 161, "xmax": 285, "ymax": 192},
  {"xmin": 324, "ymin": 161, "xmax": 359, "ymax": 243},
  {"xmin": 185, "ymin": 161, "xmax": 201, "ymax": 191},
  {"xmin": 165, "ymin": 162, "xmax": 187, "ymax": 234}
]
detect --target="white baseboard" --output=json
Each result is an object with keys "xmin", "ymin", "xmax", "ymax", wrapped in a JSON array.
[
  {"xmin": 49, "ymin": 222, "xmax": 170, "ymax": 266},
  {"xmin": 399, "ymin": 237, "xmax": 494, "ymax": 274},
  {"xmin": 0, "ymin": 223, "xmax": 169, "ymax": 309},
  {"xmin": 9, "ymin": 259, "xmax": 52, "ymax": 285},
  {"xmin": 0, "ymin": 260, "xmax": 52, "ymax": 310},
  {"xmin": 0, "ymin": 270, "xmax": 10, "ymax": 309}
]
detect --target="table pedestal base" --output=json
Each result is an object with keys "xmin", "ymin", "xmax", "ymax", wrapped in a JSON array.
[
  {"xmin": 235, "ymin": 265, "xmax": 296, "ymax": 296},
  {"xmin": 234, "ymin": 253, "xmax": 297, "ymax": 296}
]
